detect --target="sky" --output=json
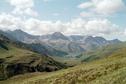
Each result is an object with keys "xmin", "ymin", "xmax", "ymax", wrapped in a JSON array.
[{"xmin": 0, "ymin": 0, "xmax": 126, "ymax": 40}]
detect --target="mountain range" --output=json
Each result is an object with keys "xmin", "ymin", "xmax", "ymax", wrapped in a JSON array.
[
  {"xmin": 6, "ymin": 29, "xmax": 121, "ymax": 57},
  {"xmin": 0, "ymin": 29, "xmax": 123, "ymax": 59}
]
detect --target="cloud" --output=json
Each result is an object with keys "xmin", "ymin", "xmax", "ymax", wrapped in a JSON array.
[
  {"xmin": 78, "ymin": 2, "xmax": 93, "ymax": 9},
  {"xmin": 78, "ymin": 0, "xmax": 126, "ymax": 15},
  {"xmin": 24, "ymin": 8, "xmax": 38, "ymax": 17},
  {"xmin": 8, "ymin": 0, "xmax": 34, "ymax": 9},
  {"xmin": 64, "ymin": 18, "xmax": 121, "ymax": 37},
  {"xmin": 94, "ymin": 0, "xmax": 126, "ymax": 14},
  {"xmin": 7, "ymin": 0, "xmax": 38, "ymax": 17},
  {"xmin": 0, "ymin": 13, "xmax": 23, "ymax": 31},
  {"xmin": 80, "ymin": 11, "xmax": 95, "ymax": 17},
  {"xmin": 0, "ymin": 13, "xmax": 123, "ymax": 40},
  {"xmin": 84, "ymin": 19, "xmax": 119, "ymax": 35},
  {"xmin": 24, "ymin": 18, "xmax": 67, "ymax": 35}
]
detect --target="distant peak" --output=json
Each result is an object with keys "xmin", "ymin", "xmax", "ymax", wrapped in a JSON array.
[
  {"xmin": 51, "ymin": 32, "xmax": 68, "ymax": 40},
  {"xmin": 83, "ymin": 36, "xmax": 93, "ymax": 39},
  {"xmin": 12, "ymin": 29, "xmax": 29, "ymax": 35},
  {"xmin": 111, "ymin": 39, "xmax": 121, "ymax": 42},
  {"xmin": 94, "ymin": 36, "xmax": 106, "ymax": 40},
  {"xmin": 52, "ymin": 32, "xmax": 64, "ymax": 36},
  {"xmin": 14, "ymin": 29, "xmax": 24, "ymax": 32}
]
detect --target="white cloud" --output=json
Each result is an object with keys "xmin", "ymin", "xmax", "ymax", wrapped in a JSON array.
[
  {"xmin": 84, "ymin": 19, "xmax": 119, "ymax": 35},
  {"xmin": 63, "ymin": 18, "xmax": 122, "ymax": 37},
  {"xmin": 0, "ymin": 13, "xmax": 126, "ymax": 38},
  {"xmin": 24, "ymin": 8, "xmax": 38, "ymax": 17},
  {"xmin": 80, "ymin": 11, "xmax": 95, "ymax": 17},
  {"xmin": 78, "ymin": 2, "xmax": 93, "ymax": 9},
  {"xmin": 9, "ymin": 0, "xmax": 34, "ymax": 9},
  {"xmin": 94, "ymin": 0, "xmax": 126, "ymax": 14},
  {"xmin": 0, "ymin": 13, "xmax": 123, "ymax": 40},
  {"xmin": 24, "ymin": 18, "xmax": 67, "ymax": 35},
  {"xmin": 0, "ymin": 13, "xmax": 23, "ymax": 31},
  {"xmin": 78, "ymin": 0, "xmax": 126, "ymax": 15},
  {"xmin": 7, "ymin": 0, "xmax": 38, "ymax": 17}
]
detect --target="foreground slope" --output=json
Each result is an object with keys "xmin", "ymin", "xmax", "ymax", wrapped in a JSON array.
[
  {"xmin": 1, "ymin": 44, "xmax": 126, "ymax": 84},
  {"xmin": 0, "ymin": 34, "xmax": 66, "ymax": 80}
]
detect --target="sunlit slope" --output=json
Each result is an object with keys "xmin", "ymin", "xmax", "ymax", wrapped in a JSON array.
[
  {"xmin": 78, "ymin": 43, "xmax": 126, "ymax": 62},
  {"xmin": 1, "ymin": 45, "xmax": 126, "ymax": 84},
  {"xmin": 0, "ymin": 38, "xmax": 66, "ymax": 80}
]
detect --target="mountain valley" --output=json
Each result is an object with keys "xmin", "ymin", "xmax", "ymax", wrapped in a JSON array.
[{"xmin": 0, "ymin": 29, "xmax": 126, "ymax": 84}]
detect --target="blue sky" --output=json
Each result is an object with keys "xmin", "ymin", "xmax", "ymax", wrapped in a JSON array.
[
  {"xmin": 0, "ymin": 0, "xmax": 125, "ymax": 24},
  {"xmin": 0, "ymin": 0, "xmax": 83, "ymax": 21},
  {"xmin": 35, "ymin": 0, "xmax": 83, "ymax": 21},
  {"xmin": 0, "ymin": 0, "xmax": 126, "ymax": 40},
  {"xmin": 36, "ymin": 0, "xmax": 126, "ymax": 26},
  {"xmin": 36, "ymin": 0, "xmax": 126, "ymax": 28}
]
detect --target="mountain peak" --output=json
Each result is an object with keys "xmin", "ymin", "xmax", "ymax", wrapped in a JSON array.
[
  {"xmin": 51, "ymin": 32, "xmax": 68, "ymax": 40},
  {"xmin": 83, "ymin": 36, "xmax": 93, "ymax": 40},
  {"xmin": 13, "ymin": 29, "xmax": 26, "ymax": 33},
  {"xmin": 6, "ymin": 29, "xmax": 37, "ymax": 43},
  {"xmin": 52, "ymin": 32, "xmax": 64, "ymax": 36},
  {"xmin": 109, "ymin": 39, "xmax": 121, "ymax": 44}
]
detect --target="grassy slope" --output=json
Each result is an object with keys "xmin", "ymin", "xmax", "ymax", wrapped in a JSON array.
[
  {"xmin": 0, "ymin": 43, "xmax": 37, "ymax": 80},
  {"xmin": 0, "ymin": 42, "xmax": 66, "ymax": 81},
  {"xmin": 1, "ymin": 45, "xmax": 126, "ymax": 84},
  {"xmin": 0, "ymin": 44, "xmax": 34, "ymax": 59},
  {"xmin": 0, "ymin": 43, "xmax": 52, "ymax": 65},
  {"xmin": 52, "ymin": 56, "xmax": 81, "ymax": 66},
  {"xmin": 78, "ymin": 43, "xmax": 126, "ymax": 62}
]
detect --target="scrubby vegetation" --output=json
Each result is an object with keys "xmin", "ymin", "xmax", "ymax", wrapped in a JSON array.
[{"xmin": 1, "ymin": 45, "xmax": 126, "ymax": 84}]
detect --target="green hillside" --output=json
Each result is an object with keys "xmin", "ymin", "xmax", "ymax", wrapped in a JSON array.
[
  {"xmin": 0, "ymin": 35, "xmax": 66, "ymax": 80},
  {"xmin": 1, "ymin": 43, "xmax": 126, "ymax": 84},
  {"xmin": 77, "ymin": 43, "xmax": 126, "ymax": 62}
]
